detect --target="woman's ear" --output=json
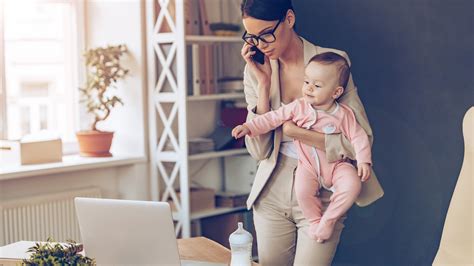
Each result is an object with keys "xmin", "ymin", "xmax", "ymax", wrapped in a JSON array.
[
  {"xmin": 285, "ymin": 9, "xmax": 296, "ymax": 29},
  {"xmin": 333, "ymin": 87, "xmax": 344, "ymax": 99}
]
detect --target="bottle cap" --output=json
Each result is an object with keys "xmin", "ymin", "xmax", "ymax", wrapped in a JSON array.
[{"xmin": 229, "ymin": 222, "xmax": 253, "ymax": 245}]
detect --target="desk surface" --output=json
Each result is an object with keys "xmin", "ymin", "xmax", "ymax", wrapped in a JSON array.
[
  {"xmin": 178, "ymin": 237, "xmax": 231, "ymax": 263},
  {"xmin": 1, "ymin": 237, "xmax": 258, "ymax": 265}
]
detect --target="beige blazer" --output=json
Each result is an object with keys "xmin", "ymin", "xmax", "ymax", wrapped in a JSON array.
[
  {"xmin": 433, "ymin": 107, "xmax": 473, "ymax": 265},
  {"xmin": 244, "ymin": 37, "xmax": 384, "ymax": 209}
]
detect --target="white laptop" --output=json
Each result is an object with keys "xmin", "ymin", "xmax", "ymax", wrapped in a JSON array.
[{"xmin": 75, "ymin": 197, "xmax": 227, "ymax": 266}]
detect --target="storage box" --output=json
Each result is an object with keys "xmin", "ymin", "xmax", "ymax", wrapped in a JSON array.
[
  {"xmin": 224, "ymin": 155, "xmax": 257, "ymax": 193},
  {"xmin": 215, "ymin": 191, "xmax": 249, "ymax": 208},
  {"xmin": 168, "ymin": 187, "xmax": 215, "ymax": 213},
  {"xmin": 0, "ymin": 138, "xmax": 63, "ymax": 166}
]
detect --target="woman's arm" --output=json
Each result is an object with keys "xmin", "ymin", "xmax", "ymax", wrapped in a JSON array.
[
  {"xmin": 282, "ymin": 121, "xmax": 325, "ymax": 150},
  {"xmin": 243, "ymin": 65, "xmax": 274, "ymax": 161},
  {"xmin": 325, "ymin": 67, "xmax": 373, "ymax": 162},
  {"xmin": 283, "ymin": 121, "xmax": 357, "ymax": 161},
  {"xmin": 326, "ymin": 52, "xmax": 373, "ymax": 162}
]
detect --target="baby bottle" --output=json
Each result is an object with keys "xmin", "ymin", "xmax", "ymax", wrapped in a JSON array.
[{"xmin": 229, "ymin": 222, "xmax": 253, "ymax": 266}]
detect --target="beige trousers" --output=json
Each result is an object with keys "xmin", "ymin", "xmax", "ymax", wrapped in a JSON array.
[{"xmin": 253, "ymin": 154, "xmax": 347, "ymax": 266}]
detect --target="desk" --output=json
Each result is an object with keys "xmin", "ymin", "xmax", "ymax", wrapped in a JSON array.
[
  {"xmin": 178, "ymin": 237, "xmax": 231, "ymax": 263},
  {"xmin": 0, "ymin": 237, "xmax": 259, "ymax": 265}
]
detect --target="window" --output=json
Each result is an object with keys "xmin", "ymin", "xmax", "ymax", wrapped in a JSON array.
[{"xmin": 0, "ymin": 0, "xmax": 84, "ymax": 148}]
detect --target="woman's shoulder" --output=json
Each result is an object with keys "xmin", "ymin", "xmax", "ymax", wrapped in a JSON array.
[{"xmin": 336, "ymin": 102, "xmax": 358, "ymax": 120}]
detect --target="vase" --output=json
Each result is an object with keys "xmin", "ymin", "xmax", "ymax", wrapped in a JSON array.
[{"xmin": 76, "ymin": 130, "xmax": 114, "ymax": 157}]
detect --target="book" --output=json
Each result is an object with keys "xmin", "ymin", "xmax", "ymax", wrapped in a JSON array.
[
  {"xmin": 185, "ymin": 0, "xmax": 201, "ymax": 35},
  {"xmin": 199, "ymin": 45, "xmax": 208, "ymax": 94},
  {"xmin": 191, "ymin": 44, "xmax": 201, "ymax": 96},
  {"xmin": 204, "ymin": 45, "xmax": 216, "ymax": 94},
  {"xmin": 198, "ymin": 0, "xmax": 212, "ymax": 35}
]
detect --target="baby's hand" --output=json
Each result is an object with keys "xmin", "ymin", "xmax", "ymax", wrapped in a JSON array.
[
  {"xmin": 357, "ymin": 163, "xmax": 371, "ymax": 182},
  {"xmin": 232, "ymin": 125, "xmax": 250, "ymax": 139}
]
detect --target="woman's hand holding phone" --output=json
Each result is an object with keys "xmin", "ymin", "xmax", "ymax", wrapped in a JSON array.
[{"xmin": 241, "ymin": 43, "xmax": 272, "ymax": 90}]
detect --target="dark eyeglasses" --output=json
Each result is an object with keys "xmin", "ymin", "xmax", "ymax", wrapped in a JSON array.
[{"xmin": 242, "ymin": 19, "xmax": 282, "ymax": 46}]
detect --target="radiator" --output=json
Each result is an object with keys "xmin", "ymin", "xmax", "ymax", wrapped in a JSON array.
[{"xmin": 0, "ymin": 187, "xmax": 101, "ymax": 245}]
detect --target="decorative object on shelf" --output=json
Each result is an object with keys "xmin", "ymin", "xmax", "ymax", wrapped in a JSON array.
[
  {"xmin": 208, "ymin": 126, "xmax": 235, "ymax": 151},
  {"xmin": 76, "ymin": 44, "xmax": 129, "ymax": 157},
  {"xmin": 22, "ymin": 238, "xmax": 95, "ymax": 265},
  {"xmin": 229, "ymin": 222, "xmax": 253, "ymax": 266},
  {"xmin": 210, "ymin": 23, "xmax": 241, "ymax": 36},
  {"xmin": 220, "ymin": 105, "xmax": 248, "ymax": 148},
  {"xmin": 0, "ymin": 137, "xmax": 62, "ymax": 166}
]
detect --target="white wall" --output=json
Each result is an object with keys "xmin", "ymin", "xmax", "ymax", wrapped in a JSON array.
[
  {"xmin": 0, "ymin": 162, "xmax": 149, "ymax": 201},
  {"xmin": 84, "ymin": 0, "xmax": 148, "ymax": 157}
]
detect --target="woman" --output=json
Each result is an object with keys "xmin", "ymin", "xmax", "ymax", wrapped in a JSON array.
[{"xmin": 240, "ymin": 0, "xmax": 384, "ymax": 265}]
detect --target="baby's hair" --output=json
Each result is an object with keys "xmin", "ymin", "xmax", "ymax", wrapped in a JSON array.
[{"xmin": 308, "ymin": 52, "xmax": 351, "ymax": 89}]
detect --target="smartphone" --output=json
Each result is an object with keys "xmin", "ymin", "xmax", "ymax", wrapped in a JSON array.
[{"xmin": 250, "ymin": 46, "xmax": 265, "ymax": 65}]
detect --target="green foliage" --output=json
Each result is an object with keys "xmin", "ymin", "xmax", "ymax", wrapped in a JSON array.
[
  {"xmin": 22, "ymin": 237, "xmax": 96, "ymax": 266},
  {"xmin": 79, "ymin": 44, "xmax": 129, "ymax": 131}
]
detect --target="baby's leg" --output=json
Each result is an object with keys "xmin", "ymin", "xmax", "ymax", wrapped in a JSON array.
[
  {"xmin": 315, "ymin": 163, "xmax": 361, "ymax": 241},
  {"xmin": 294, "ymin": 164, "xmax": 323, "ymax": 240}
]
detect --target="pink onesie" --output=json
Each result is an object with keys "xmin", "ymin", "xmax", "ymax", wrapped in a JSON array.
[{"xmin": 244, "ymin": 98, "xmax": 372, "ymax": 240}]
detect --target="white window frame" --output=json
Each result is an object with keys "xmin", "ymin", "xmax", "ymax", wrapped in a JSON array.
[
  {"xmin": 0, "ymin": 0, "xmax": 86, "ymax": 154},
  {"xmin": 0, "ymin": 0, "xmax": 7, "ymax": 140}
]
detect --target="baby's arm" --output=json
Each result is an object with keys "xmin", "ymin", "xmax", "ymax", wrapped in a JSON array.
[
  {"xmin": 232, "ymin": 100, "xmax": 298, "ymax": 139},
  {"xmin": 340, "ymin": 106, "xmax": 372, "ymax": 181}
]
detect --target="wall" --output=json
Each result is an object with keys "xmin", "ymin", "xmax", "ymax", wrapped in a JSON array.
[
  {"xmin": 293, "ymin": 0, "xmax": 473, "ymax": 265},
  {"xmin": 0, "ymin": 163, "xmax": 149, "ymax": 201},
  {"xmin": 84, "ymin": 0, "xmax": 148, "ymax": 157}
]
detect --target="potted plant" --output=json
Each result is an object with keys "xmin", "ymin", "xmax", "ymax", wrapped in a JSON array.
[
  {"xmin": 76, "ymin": 44, "xmax": 129, "ymax": 157},
  {"xmin": 23, "ymin": 238, "xmax": 96, "ymax": 265}
]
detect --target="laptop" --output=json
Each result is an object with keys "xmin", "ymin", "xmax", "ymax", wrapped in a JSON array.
[{"xmin": 75, "ymin": 197, "xmax": 227, "ymax": 266}]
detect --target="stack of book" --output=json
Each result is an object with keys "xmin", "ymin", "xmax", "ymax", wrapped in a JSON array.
[
  {"xmin": 188, "ymin": 138, "xmax": 215, "ymax": 154},
  {"xmin": 164, "ymin": 138, "xmax": 214, "ymax": 154}
]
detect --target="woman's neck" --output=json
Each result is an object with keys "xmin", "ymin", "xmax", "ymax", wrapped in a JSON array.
[{"xmin": 279, "ymin": 31, "xmax": 304, "ymax": 67}]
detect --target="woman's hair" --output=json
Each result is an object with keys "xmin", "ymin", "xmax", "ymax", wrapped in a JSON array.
[
  {"xmin": 308, "ymin": 52, "xmax": 351, "ymax": 89},
  {"xmin": 241, "ymin": 0, "xmax": 294, "ymax": 21}
]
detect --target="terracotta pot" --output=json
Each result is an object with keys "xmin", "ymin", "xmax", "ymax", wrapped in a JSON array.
[{"xmin": 76, "ymin": 130, "xmax": 114, "ymax": 157}]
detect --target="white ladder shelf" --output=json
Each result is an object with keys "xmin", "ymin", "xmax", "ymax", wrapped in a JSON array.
[{"xmin": 146, "ymin": 0, "xmax": 247, "ymax": 238}]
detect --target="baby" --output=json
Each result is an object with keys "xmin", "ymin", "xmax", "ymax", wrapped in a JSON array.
[{"xmin": 232, "ymin": 52, "xmax": 372, "ymax": 242}]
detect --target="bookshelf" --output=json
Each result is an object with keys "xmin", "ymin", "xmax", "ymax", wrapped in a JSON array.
[
  {"xmin": 185, "ymin": 35, "xmax": 242, "ymax": 43},
  {"xmin": 187, "ymin": 92, "xmax": 245, "ymax": 102},
  {"xmin": 155, "ymin": 92, "xmax": 245, "ymax": 103},
  {"xmin": 172, "ymin": 206, "xmax": 247, "ymax": 221},
  {"xmin": 146, "ymin": 0, "xmax": 250, "ymax": 238}
]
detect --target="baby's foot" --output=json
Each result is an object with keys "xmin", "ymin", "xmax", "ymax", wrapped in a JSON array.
[{"xmin": 314, "ymin": 219, "xmax": 336, "ymax": 241}]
